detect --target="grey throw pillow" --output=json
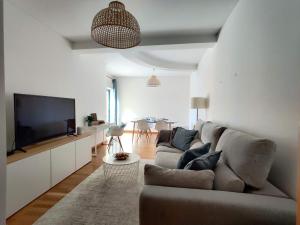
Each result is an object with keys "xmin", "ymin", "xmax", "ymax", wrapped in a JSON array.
[
  {"xmin": 176, "ymin": 143, "xmax": 211, "ymax": 169},
  {"xmin": 144, "ymin": 164, "xmax": 215, "ymax": 190},
  {"xmin": 171, "ymin": 127, "xmax": 198, "ymax": 151},
  {"xmin": 184, "ymin": 151, "xmax": 222, "ymax": 170}
]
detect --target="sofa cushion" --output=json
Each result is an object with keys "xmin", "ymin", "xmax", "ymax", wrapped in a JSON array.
[
  {"xmin": 245, "ymin": 181, "xmax": 288, "ymax": 198},
  {"xmin": 184, "ymin": 151, "xmax": 222, "ymax": 170},
  {"xmin": 215, "ymin": 129, "xmax": 276, "ymax": 189},
  {"xmin": 171, "ymin": 127, "xmax": 198, "ymax": 151},
  {"xmin": 177, "ymin": 143, "xmax": 211, "ymax": 169},
  {"xmin": 155, "ymin": 152, "xmax": 182, "ymax": 169},
  {"xmin": 189, "ymin": 139, "xmax": 204, "ymax": 150},
  {"xmin": 156, "ymin": 145, "xmax": 183, "ymax": 154},
  {"xmin": 201, "ymin": 122, "xmax": 226, "ymax": 151},
  {"xmin": 214, "ymin": 161, "xmax": 245, "ymax": 193},
  {"xmin": 144, "ymin": 164, "xmax": 214, "ymax": 190}
]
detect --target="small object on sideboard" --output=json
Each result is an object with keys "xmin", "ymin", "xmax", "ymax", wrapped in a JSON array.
[{"xmin": 77, "ymin": 127, "xmax": 83, "ymax": 135}]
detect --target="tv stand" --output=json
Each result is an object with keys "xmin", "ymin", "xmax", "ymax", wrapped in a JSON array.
[
  {"xmin": 16, "ymin": 148, "xmax": 27, "ymax": 153},
  {"xmin": 6, "ymin": 132, "xmax": 94, "ymax": 218}
]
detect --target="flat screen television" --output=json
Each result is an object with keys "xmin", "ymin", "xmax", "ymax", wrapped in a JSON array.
[{"xmin": 14, "ymin": 94, "xmax": 76, "ymax": 150}]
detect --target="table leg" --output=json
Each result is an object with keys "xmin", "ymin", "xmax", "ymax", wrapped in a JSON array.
[{"xmin": 132, "ymin": 122, "xmax": 136, "ymax": 143}]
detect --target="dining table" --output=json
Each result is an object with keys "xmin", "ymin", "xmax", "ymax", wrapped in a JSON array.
[{"xmin": 131, "ymin": 118, "xmax": 176, "ymax": 143}]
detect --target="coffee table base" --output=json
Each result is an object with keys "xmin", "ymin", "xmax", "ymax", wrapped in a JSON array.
[{"xmin": 103, "ymin": 161, "xmax": 139, "ymax": 184}]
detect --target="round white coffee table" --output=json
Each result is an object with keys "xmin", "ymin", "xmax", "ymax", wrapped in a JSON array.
[{"xmin": 103, "ymin": 153, "xmax": 140, "ymax": 183}]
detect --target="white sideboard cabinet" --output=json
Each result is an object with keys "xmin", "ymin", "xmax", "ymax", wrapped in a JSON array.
[{"xmin": 6, "ymin": 133, "xmax": 93, "ymax": 218}]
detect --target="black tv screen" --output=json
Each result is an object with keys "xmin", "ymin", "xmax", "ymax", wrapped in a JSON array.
[{"xmin": 14, "ymin": 94, "xmax": 76, "ymax": 149}]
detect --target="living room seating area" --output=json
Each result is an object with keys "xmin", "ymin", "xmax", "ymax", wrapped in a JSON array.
[{"xmin": 140, "ymin": 121, "xmax": 296, "ymax": 225}]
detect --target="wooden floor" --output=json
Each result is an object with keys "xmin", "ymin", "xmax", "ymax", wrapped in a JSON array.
[{"xmin": 6, "ymin": 132, "xmax": 157, "ymax": 225}]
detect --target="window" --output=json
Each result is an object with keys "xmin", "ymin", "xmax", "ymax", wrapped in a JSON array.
[{"xmin": 106, "ymin": 88, "xmax": 115, "ymax": 123}]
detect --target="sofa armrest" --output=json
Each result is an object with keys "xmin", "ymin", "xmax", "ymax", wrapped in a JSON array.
[
  {"xmin": 156, "ymin": 130, "xmax": 172, "ymax": 146},
  {"xmin": 140, "ymin": 185, "xmax": 295, "ymax": 225}
]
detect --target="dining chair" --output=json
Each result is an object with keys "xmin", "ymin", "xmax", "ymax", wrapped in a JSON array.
[
  {"xmin": 154, "ymin": 120, "xmax": 170, "ymax": 141},
  {"xmin": 155, "ymin": 120, "xmax": 169, "ymax": 132},
  {"xmin": 106, "ymin": 123, "xmax": 126, "ymax": 153},
  {"xmin": 136, "ymin": 119, "xmax": 151, "ymax": 142}
]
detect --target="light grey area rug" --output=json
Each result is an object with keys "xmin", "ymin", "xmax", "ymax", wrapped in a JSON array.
[{"xmin": 33, "ymin": 160, "xmax": 153, "ymax": 225}]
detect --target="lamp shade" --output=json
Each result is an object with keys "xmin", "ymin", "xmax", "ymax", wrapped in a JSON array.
[
  {"xmin": 91, "ymin": 1, "xmax": 141, "ymax": 49},
  {"xmin": 147, "ymin": 75, "xmax": 161, "ymax": 87},
  {"xmin": 191, "ymin": 97, "xmax": 207, "ymax": 109}
]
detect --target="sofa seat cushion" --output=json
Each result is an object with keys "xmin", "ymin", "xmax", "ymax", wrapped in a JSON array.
[
  {"xmin": 245, "ymin": 181, "xmax": 288, "ymax": 198},
  {"xmin": 214, "ymin": 161, "xmax": 245, "ymax": 193},
  {"xmin": 155, "ymin": 152, "xmax": 182, "ymax": 169},
  {"xmin": 177, "ymin": 143, "xmax": 211, "ymax": 169},
  {"xmin": 171, "ymin": 127, "xmax": 198, "ymax": 151},
  {"xmin": 201, "ymin": 122, "xmax": 226, "ymax": 151},
  {"xmin": 215, "ymin": 129, "xmax": 276, "ymax": 189},
  {"xmin": 189, "ymin": 139, "xmax": 204, "ymax": 150},
  {"xmin": 144, "ymin": 164, "xmax": 214, "ymax": 190},
  {"xmin": 156, "ymin": 145, "xmax": 183, "ymax": 154}
]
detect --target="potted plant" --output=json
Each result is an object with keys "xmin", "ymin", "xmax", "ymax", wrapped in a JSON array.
[{"xmin": 85, "ymin": 115, "xmax": 93, "ymax": 127}]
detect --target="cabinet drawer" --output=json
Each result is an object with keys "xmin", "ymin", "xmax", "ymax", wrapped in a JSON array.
[
  {"xmin": 6, "ymin": 151, "xmax": 51, "ymax": 217},
  {"xmin": 51, "ymin": 142, "xmax": 76, "ymax": 186},
  {"xmin": 75, "ymin": 136, "xmax": 92, "ymax": 170}
]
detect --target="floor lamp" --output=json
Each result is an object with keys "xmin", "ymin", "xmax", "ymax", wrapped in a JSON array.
[{"xmin": 191, "ymin": 97, "xmax": 208, "ymax": 121}]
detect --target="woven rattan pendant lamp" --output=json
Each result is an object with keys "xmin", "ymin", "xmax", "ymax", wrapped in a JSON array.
[
  {"xmin": 147, "ymin": 69, "xmax": 161, "ymax": 87},
  {"xmin": 91, "ymin": 1, "xmax": 141, "ymax": 49}
]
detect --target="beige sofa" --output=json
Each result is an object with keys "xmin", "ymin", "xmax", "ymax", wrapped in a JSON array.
[{"xmin": 139, "ymin": 121, "xmax": 296, "ymax": 225}]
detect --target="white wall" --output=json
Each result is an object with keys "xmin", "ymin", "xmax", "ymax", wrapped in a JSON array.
[
  {"xmin": 190, "ymin": 0, "xmax": 300, "ymax": 198},
  {"xmin": 118, "ymin": 76, "xmax": 190, "ymax": 130},
  {"xmin": 0, "ymin": 0, "xmax": 6, "ymax": 223},
  {"xmin": 4, "ymin": 0, "xmax": 108, "ymax": 150}
]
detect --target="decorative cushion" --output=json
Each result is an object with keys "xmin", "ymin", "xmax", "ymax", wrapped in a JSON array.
[
  {"xmin": 171, "ymin": 127, "xmax": 198, "ymax": 151},
  {"xmin": 201, "ymin": 122, "xmax": 226, "ymax": 151},
  {"xmin": 214, "ymin": 161, "xmax": 245, "ymax": 193},
  {"xmin": 184, "ymin": 151, "xmax": 222, "ymax": 170},
  {"xmin": 176, "ymin": 143, "xmax": 211, "ymax": 169},
  {"xmin": 144, "ymin": 164, "xmax": 214, "ymax": 190},
  {"xmin": 215, "ymin": 129, "xmax": 276, "ymax": 189}
]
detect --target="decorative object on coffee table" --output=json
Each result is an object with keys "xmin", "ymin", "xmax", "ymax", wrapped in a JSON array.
[
  {"xmin": 115, "ymin": 152, "xmax": 129, "ymax": 160},
  {"xmin": 103, "ymin": 153, "xmax": 140, "ymax": 183}
]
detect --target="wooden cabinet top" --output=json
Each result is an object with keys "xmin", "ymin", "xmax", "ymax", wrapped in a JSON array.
[{"xmin": 7, "ymin": 132, "xmax": 93, "ymax": 165}]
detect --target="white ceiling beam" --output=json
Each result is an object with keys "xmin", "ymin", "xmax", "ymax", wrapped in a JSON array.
[{"xmin": 71, "ymin": 33, "xmax": 217, "ymax": 54}]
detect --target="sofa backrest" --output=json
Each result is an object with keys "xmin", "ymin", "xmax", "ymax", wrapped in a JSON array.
[
  {"xmin": 215, "ymin": 129, "xmax": 276, "ymax": 189},
  {"xmin": 200, "ymin": 122, "xmax": 226, "ymax": 152}
]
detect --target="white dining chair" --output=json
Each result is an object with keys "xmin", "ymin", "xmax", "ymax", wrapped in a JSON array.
[
  {"xmin": 136, "ymin": 119, "xmax": 151, "ymax": 142},
  {"xmin": 154, "ymin": 120, "xmax": 170, "ymax": 141},
  {"xmin": 106, "ymin": 123, "xmax": 126, "ymax": 153},
  {"xmin": 155, "ymin": 120, "xmax": 169, "ymax": 132}
]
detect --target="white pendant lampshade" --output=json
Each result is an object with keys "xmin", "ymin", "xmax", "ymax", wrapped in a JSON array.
[{"xmin": 147, "ymin": 75, "xmax": 161, "ymax": 87}]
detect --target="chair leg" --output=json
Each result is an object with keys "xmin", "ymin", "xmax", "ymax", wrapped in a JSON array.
[
  {"xmin": 117, "ymin": 136, "xmax": 124, "ymax": 152},
  {"xmin": 145, "ymin": 130, "xmax": 149, "ymax": 142},
  {"xmin": 107, "ymin": 137, "xmax": 113, "ymax": 153}
]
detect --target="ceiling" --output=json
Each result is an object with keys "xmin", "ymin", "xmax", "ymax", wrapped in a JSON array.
[
  {"xmin": 7, "ymin": 0, "xmax": 238, "ymax": 42},
  {"xmin": 7, "ymin": 0, "xmax": 238, "ymax": 77},
  {"xmin": 103, "ymin": 48, "xmax": 208, "ymax": 77}
]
